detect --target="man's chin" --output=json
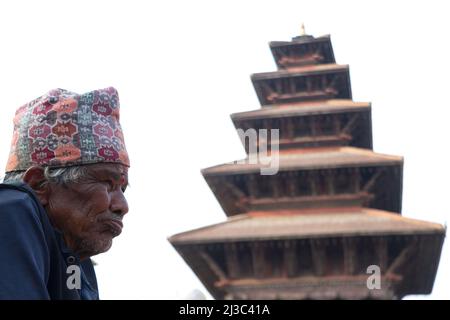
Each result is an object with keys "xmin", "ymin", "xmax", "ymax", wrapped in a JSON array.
[
  {"xmin": 96, "ymin": 237, "xmax": 114, "ymax": 254},
  {"xmin": 81, "ymin": 237, "xmax": 113, "ymax": 257}
]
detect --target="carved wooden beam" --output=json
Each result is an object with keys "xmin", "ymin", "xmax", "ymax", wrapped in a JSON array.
[
  {"xmin": 309, "ymin": 172, "xmax": 317, "ymax": 196},
  {"xmin": 287, "ymin": 171, "xmax": 298, "ymax": 196},
  {"xmin": 310, "ymin": 116, "xmax": 318, "ymax": 137},
  {"xmin": 200, "ymin": 251, "xmax": 227, "ymax": 282},
  {"xmin": 333, "ymin": 114, "xmax": 341, "ymax": 133},
  {"xmin": 321, "ymin": 75, "xmax": 327, "ymax": 88},
  {"xmin": 341, "ymin": 113, "xmax": 359, "ymax": 135},
  {"xmin": 272, "ymin": 175, "xmax": 282, "ymax": 199},
  {"xmin": 327, "ymin": 74, "xmax": 338, "ymax": 89},
  {"xmin": 289, "ymin": 78, "xmax": 296, "ymax": 94},
  {"xmin": 306, "ymin": 76, "xmax": 313, "ymax": 92},
  {"xmin": 223, "ymin": 180, "xmax": 247, "ymax": 199},
  {"xmin": 286, "ymin": 118, "xmax": 295, "ymax": 140},
  {"xmin": 343, "ymin": 238, "xmax": 356, "ymax": 275},
  {"xmin": 276, "ymin": 79, "xmax": 283, "ymax": 94},
  {"xmin": 327, "ymin": 171, "xmax": 335, "ymax": 195},
  {"xmin": 283, "ymin": 240, "xmax": 297, "ymax": 277},
  {"xmin": 352, "ymin": 168, "xmax": 361, "ymax": 192},
  {"xmin": 310, "ymin": 239, "xmax": 326, "ymax": 276},
  {"xmin": 362, "ymin": 168, "xmax": 385, "ymax": 192},
  {"xmin": 386, "ymin": 241, "xmax": 417, "ymax": 276},
  {"xmin": 225, "ymin": 243, "xmax": 240, "ymax": 279},
  {"xmin": 252, "ymin": 242, "xmax": 266, "ymax": 278},
  {"xmin": 375, "ymin": 238, "xmax": 388, "ymax": 272},
  {"xmin": 246, "ymin": 174, "xmax": 258, "ymax": 199}
]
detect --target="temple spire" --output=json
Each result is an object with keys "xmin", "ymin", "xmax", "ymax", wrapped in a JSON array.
[
  {"xmin": 292, "ymin": 23, "xmax": 313, "ymax": 41},
  {"xmin": 300, "ymin": 23, "xmax": 306, "ymax": 36}
]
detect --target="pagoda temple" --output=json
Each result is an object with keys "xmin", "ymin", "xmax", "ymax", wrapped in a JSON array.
[{"xmin": 169, "ymin": 29, "xmax": 446, "ymax": 300}]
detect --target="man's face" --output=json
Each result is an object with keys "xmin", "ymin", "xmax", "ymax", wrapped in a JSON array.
[{"xmin": 45, "ymin": 163, "xmax": 129, "ymax": 260}]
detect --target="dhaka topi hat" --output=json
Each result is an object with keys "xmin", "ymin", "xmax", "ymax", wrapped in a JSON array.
[{"xmin": 5, "ymin": 87, "xmax": 130, "ymax": 173}]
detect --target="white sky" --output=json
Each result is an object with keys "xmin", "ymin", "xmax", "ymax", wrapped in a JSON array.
[{"xmin": 0, "ymin": 0, "xmax": 448, "ymax": 300}]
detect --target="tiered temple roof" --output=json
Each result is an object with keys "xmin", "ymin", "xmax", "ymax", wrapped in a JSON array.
[{"xmin": 169, "ymin": 30, "xmax": 445, "ymax": 300}]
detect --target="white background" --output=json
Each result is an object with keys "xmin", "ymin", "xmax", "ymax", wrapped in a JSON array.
[{"xmin": 0, "ymin": 0, "xmax": 448, "ymax": 299}]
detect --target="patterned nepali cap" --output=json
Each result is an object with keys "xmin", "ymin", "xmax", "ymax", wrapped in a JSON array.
[{"xmin": 5, "ymin": 87, "xmax": 130, "ymax": 173}]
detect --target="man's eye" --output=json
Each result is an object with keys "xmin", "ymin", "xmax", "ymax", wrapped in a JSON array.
[{"xmin": 103, "ymin": 180, "xmax": 115, "ymax": 190}]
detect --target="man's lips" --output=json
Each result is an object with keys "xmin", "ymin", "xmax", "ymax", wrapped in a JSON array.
[{"xmin": 103, "ymin": 219, "xmax": 123, "ymax": 236}]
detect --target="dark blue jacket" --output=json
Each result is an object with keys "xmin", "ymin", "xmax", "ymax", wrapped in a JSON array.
[{"xmin": 0, "ymin": 183, "xmax": 99, "ymax": 300}]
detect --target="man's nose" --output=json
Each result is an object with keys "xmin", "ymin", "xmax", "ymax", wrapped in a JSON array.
[{"xmin": 110, "ymin": 189, "xmax": 129, "ymax": 217}]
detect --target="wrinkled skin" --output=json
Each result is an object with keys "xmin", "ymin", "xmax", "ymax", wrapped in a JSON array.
[{"xmin": 23, "ymin": 163, "xmax": 129, "ymax": 261}]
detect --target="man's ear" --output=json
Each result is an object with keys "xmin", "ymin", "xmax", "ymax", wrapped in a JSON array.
[{"xmin": 23, "ymin": 166, "xmax": 50, "ymax": 206}]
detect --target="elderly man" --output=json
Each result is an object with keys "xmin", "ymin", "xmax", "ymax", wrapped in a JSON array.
[{"xmin": 0, "ymin": 87, "xmax": 129, "ymax": 299}]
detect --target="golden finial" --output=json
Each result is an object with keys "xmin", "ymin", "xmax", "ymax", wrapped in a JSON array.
[{"xmin": 300, "ymin": 23, "xmax": 306, "ymax": 36}]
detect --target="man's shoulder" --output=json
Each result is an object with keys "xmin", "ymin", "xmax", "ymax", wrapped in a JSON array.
[
  {"xmin": 0, "ymin": 183, "xmax": 53, "ymax": 299},
  {"xmin": 0, "ymin": 183, "xmax": 36, "ymax": 204},
  {"xmin": 0, "ymin": 183, "xmax": 45, "ymax": 228}
]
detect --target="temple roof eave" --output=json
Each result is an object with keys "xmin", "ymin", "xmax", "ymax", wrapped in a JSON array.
[{"xmin": 169, "ymin": 208, "xmax": 445, "ymax": 245}]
